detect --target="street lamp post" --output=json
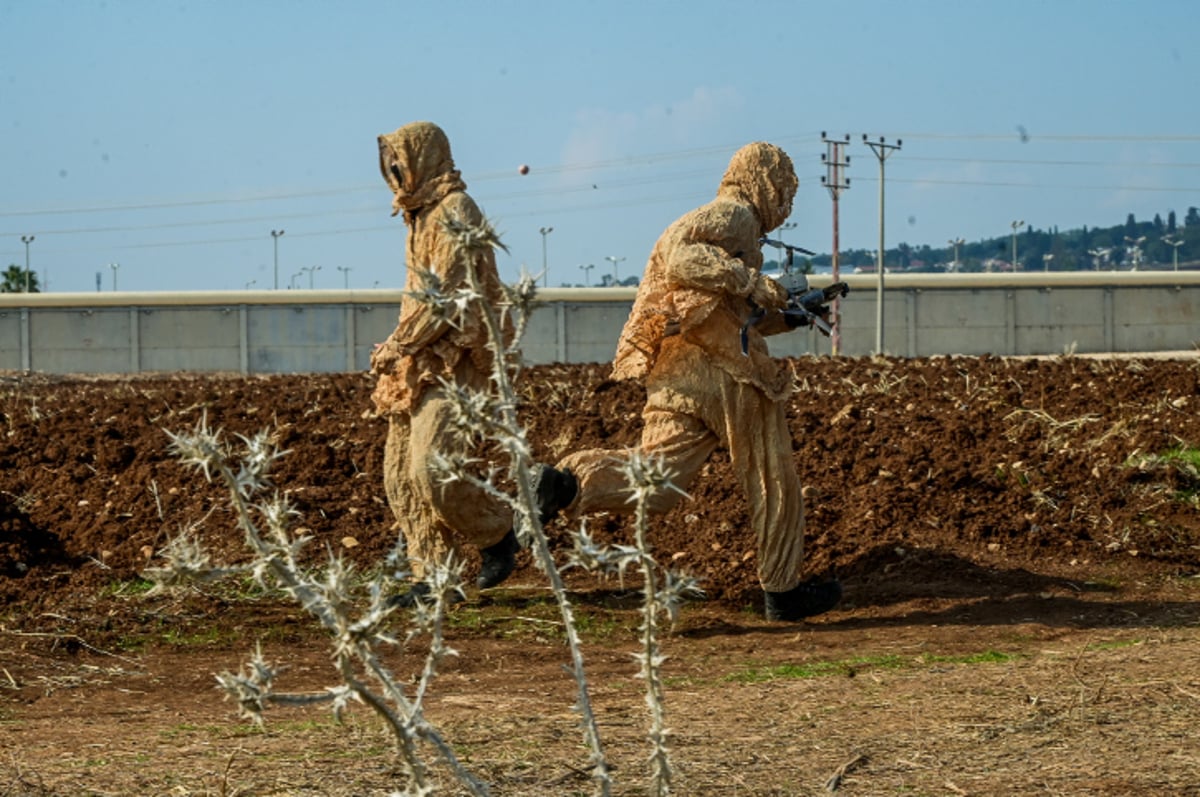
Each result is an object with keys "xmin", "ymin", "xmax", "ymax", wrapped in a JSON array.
[
  {"xmin": 948, "ymin": 237, "xmax": 964, "ymax": 271},
  {"xmin": 1124, "ymin": 235, "xmax": 1147, "ymax": 271},
  {"xmin": 109, "ymin": 262, "xmax": 120, "ymax": 291},
  {"xmin": 271, "ymin": 229, "xmax": 285, "ymax": 289},
  {"xmin": 579, "ymin": 263, "xmax": 594, "ymax": 287},
  {"xmin": 539, "ymin": 226, "xmax": 554, "ymax": 286},
  {"xmin": 301, "ymin": 265, "xmax": 321, "ymax": 289},
  {"xmin": 337, "ymin": 265, "xmax": 352, "ymax": 288},
  {"xmin": 21, "ymin": 235, "xmax": 34, "ymax": 293},
  {"xmin": 1042, "ymin": 253, "xmax": 1054, "ymax": 272},
  {"xmin": 604, "ymin": 255, "xmax": 626, "ymax": 285},
  {"xmin": 1010, "ymin": 220, "xmax": 1025, "ymax": 270},
  {"xmin": 1163, "ymin": 236, "xmax": 1184, "ymax": 271},
  {"xmin": 1088, "ymin": 247, "xmax": 1109, "ymax": 271}
]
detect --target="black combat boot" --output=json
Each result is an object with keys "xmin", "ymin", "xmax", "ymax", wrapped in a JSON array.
[
  {"xmin": 477, "ymin": 529, "xmax": 520, "ymax": 590},
  {"xmin": 389, "ymin": 581, "xmax": 464, "ymax": 609},
  {"xmin": 389, "ymin": 582, "xmax": 431, "ymax": 609},
  {"xmin": 532, "ymin": 464, "xmax": 579, "ymax": 524},
  {"xmin": 763, "ymin": 577, "xmax": 843, "ymax": 622}
]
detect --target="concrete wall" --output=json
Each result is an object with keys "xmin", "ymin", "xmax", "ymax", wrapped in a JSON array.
[{"xmin": 2, "ymin": 272, "xmax": 1197, "ymax": 374}]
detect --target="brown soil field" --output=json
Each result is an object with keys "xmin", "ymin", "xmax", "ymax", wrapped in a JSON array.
[{"xmin": 2, "ymin": 354, "xmax": 1199, "ymax": 796}]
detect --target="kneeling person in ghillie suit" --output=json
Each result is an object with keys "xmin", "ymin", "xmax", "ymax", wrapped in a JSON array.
[
  {"xmin": 371, "ymin": 121, "xmax": 549, "ymax": 604},
  {"xmin": 553, "ymin": 142, "xmax": 841, "ymax": 622}
]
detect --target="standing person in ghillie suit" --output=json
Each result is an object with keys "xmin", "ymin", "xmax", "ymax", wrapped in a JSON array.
[
  {"xmin": 370, "ymin": 121, "xmax": 574, "ymax": 605},
  {"xmin": 552, "ymin": 142, "xmax": 842, "ymax": 622}
]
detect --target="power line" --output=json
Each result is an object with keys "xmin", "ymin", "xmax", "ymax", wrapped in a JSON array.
[
  {"xmin": 875, "ymin": 176, "xmax": 1200, "ymax": 193},
  {"xmin": 895, "ymin": 132, "xmax": 1200, "ymax": 143},
  {"xmin": 7, "ymin": 167, "xmax": 1196, "ymax": 247},
  {"xmin": 0, "ymin": 191, "xmax": 714, "ymax": 260},
  {"xmin": 1, "ymin": 166, "xmax": 724, "ymax": 238},
  {"xmin": 6, "ymin": 128, "xmax": 1199, "ymax": 262},
  {"xmin": 902, "ymin": 155, "xmax": 1200, "ymax": 169},
  {"xmin": 0, "ymin": 165, "xmax": 719, "ymax": 226},
  {"xmin": 4, "ymin": 130, "xmax": 1196, "ymax": 220},
  {"xmin": 0, "ymin": 205, "xmax": 379, "ymax": 237},
  {"xmin": 0, "ymin": 185, "xmax": 376, "ymax": 217}
]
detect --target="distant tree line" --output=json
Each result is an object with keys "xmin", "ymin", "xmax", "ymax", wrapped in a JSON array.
[
  {"xmin": 9, "ymin": 207, "xmax": 1200, "ymax": 292},
  {"xmin": 773, "ymin": 206, "xmax": 1200, "ymax": 274}
]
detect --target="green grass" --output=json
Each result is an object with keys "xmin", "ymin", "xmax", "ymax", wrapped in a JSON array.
[
  {"xmin": 162, "ymin": 625, "xmax": 240, "ymax": 648},
  {"xmin": 1153, "ymin": 446, "xmax": 1200, "ymax": 503},
  {"xmin": 726, "ymin": 654, "xmax": 906, "ymax": 683},
  {"xmin": 1113, "ymin": 441, "xmax": 1200, "ymax": 514},
  {"xmin": 163, "ymin": 721, "xmax": 265, "ymax": 739},
  {"xmin": 1159, "ymin": 445, "xmax": 1200, "ymax": 469},
  {"xmin": 726, "ymin": 649, "xmax": 1022, "ymax": 684},
  {"xmin": 100, "ymin": 577, "xmax": 157, "ymax": 598},
  {"xmin": 1127, "ymin": 444, "xmax": 1200, "ymax": 478},
  {"xmin": 570, "ymin": 611, "xmax": 626, "ymax": 639},
  {"xmin": 921, "ymin": 649, "xmax": 1020, "ymax": 665},
  {"xmin": 445, "ymin": 590, "xmax": 638, "ymax": 642},
  {"xmin": 1086, "ymin": 638, "xmax": 1142, "ymax": 652}
]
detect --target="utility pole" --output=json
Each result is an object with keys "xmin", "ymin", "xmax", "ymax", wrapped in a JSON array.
[
  {"xmin": 337, "ymin": 265, "xmax": 352, "ymax": 288},
  {"xmin": 539, "ymin": 226, "xmax": 553, "ymax": 286},
  {"xmin": 820, "ymin": 133, "xmax": 850, "ymax": 355},
  {"xmin": 1010, "ymin": 220, "xmax": 1025, "ymax": 270},
  {"xmin": 21, "ymin": 235, "xmax": 34, "ymax": 293},
  {"xmin": 605, "ymin": 255, "xmax": 625, "ymax": 285},
  {"xmin": 271, "ymin": 229, "xmax": 285, "ymax": 289},
  {"xmin": 863, "ymin": 135, "xmax": 901, "ymax": 355}
]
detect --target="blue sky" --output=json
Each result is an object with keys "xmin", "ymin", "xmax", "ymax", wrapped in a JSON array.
[{"xmin": 2, "ymin": 0, "xmax": 1197, "ymax": 292}]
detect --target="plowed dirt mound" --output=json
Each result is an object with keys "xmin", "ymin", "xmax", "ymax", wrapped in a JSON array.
[
  {"xmin": 2, "ymin": 355, "xmax": 1199, "ymax": 796},
  {"xmin": 3, "ymin": 356, "xmax": 1198, "ymax": 613}
]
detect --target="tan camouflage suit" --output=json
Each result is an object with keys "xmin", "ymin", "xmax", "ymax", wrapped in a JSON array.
[
  {"xmin": 557, "ymin": 142, "xmax": 810, "ymax": 595},
  {"xmin": 370, "ymin": 121, "xmax": 512, "ymax": 581}
]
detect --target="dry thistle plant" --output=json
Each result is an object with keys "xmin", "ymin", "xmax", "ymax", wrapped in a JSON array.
[
  {"xmin": 418, "ymin": 213, "xmax": 615, "ymax": 793},
  {"xmin": 407, "ymin": 213, "xmax": 703, "ymax": 794},
  {"xmin": 151, "ymin": 415, "xmax": 486, "ymax": 796},
  {"xmin": 565, "ymin": 449, "xmax": 702, "ymax": 796}
]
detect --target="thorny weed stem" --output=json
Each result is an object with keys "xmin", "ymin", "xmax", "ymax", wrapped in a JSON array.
[
  {"xmin": 622, "ymin": 450, "xmax": 702, "ymax": 796},
  {"xmin": 437, "ymin": 214, "xmax": 613, "ymax": 794},
  {"xmin": 630, "ymin": 452, "xmax": 671, "ymax": 796},
  {"xmin": 160, "ymin": 420, "xmax": 487, "ymax": 797}
]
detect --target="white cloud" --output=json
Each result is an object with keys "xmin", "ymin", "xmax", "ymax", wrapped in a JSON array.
[{"xmin": 559, "ymin": 86, "xmax": 745, "ymax": 175}]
